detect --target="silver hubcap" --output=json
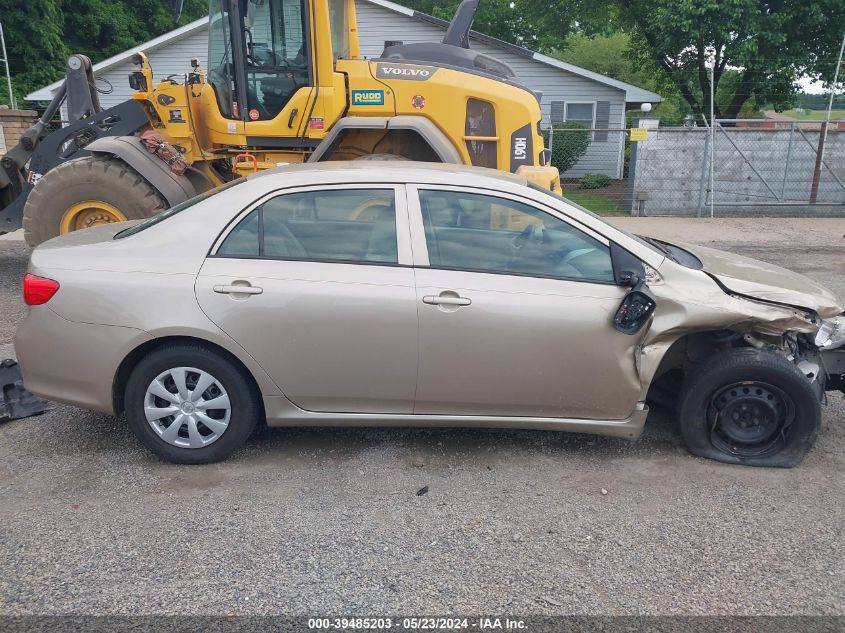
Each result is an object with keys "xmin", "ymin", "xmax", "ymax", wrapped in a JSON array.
[{"xmin": 144, "ymin": 367, "xmax": 231, "ymax": 449}]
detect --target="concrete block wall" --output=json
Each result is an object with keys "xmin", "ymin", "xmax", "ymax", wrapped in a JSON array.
[
  {"xmin": 632, "ymin": 126, "xmax": 845, "ymax": 217},
  {"xmin": 0, "ymin": 108, "xmax": 38, "ymax": 154}
]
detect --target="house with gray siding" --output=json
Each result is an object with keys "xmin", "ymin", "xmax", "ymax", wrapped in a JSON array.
[{"xmin": 27, "ymin": 0, "xmax": 661, "ymax": 178}]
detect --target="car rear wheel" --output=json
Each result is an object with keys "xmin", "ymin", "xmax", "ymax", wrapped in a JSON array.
[
  {"xmin": 125, "ymin": 345, "xmax": 259, "ymax": 464},
  {"xmin": 677, "ymin": 348, "xmax": 821, "ymax": 468}
]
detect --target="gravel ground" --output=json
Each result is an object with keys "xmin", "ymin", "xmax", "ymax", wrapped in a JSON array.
[{"xmin": 0, "ymin": 220, "xmax": 843, "ymax": 616}]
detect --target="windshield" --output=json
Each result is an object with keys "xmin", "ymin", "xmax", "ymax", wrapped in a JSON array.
[
  {"xmin": 328, "ymin": 0, "xmax": 350, "ymax": 60},
  {"xmin": 208, "ymin": 0, "xmax": 309, "ymax": 121},
  {"xmin": 640, "ymin": 237, "xmax": 703, "ymax": 269},
  {"xmin": 114, "ymin": 180, "xmax": 244, "ymax": 240},
  {"xmin": 208, "ymin": 0, "xmax": 236, "ymax": 119},
  {"xmin": 244, "ymin": 0, "xmax": 310, "ymax": 120}
]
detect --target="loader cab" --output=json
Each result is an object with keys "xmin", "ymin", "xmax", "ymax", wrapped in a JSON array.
[
  {"xmin": 208, "ymin": 0, "xmax": 356, "ymax": 124},
  {"xmin": 208, "ymin": 0, "xmax": 313, "ymax": 121}
]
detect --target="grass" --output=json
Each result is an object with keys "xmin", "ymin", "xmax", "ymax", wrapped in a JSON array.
[
  {"xmin": 562, "ymin": 188, "xmax": 629, "ymax": 216},
  {"xmin": 781, "ymin": 109, "xmax": 845, "ymax": 121}
]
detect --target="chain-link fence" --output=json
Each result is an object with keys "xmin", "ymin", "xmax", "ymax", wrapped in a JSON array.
[
  {"xmin": 544, "ymin": 120, "xmax": 845, "ymax": 217},
  {"xmin": 542, "ymin": 125, "xmax": 631, "ymax": 215},
  {"xmin": 630, "ymin": 120, "xmax": 845, "ymax": 217}
]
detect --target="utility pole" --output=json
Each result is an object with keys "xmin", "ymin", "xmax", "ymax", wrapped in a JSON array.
[
  {"xmin": 710, "ymin": 61, "xmax": 715, "ymax": 219},
  {"xmin": 825, "ymin": 33, "xmax": 845, "ymax": 129},
  {"xmin": 811, "ymin": 32, "xmax": 845, "ymax": 204},
  {"xmin": 0, "ymin": 20, "xmax": 15, "ymax": 109}
]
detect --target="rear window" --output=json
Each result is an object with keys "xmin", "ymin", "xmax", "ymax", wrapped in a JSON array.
[{"xmin": 114, "ymin": 179, "xmax": 244, "ymax": 239}]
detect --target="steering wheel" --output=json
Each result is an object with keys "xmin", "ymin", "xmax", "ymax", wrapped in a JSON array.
[
  {"xmin": 247, "ymin": 46, "xmax": 292, "ymax": 69},
  {"xmin": 510, "ymin": 223, "xmax": 544, "ymax": 254},
  {"xmin": 538, "ymin": 246, "xmax": 602, "ymax": 279},
  {"xmin": 560, "ymin": 247, "xmax": 600, "ymax": 264}
]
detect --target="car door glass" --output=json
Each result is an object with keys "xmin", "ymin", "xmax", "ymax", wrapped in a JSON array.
[
  {"xmin": 419, "ymin": 189, "xmax": 614, "ymax": 282},
  {"xmin": 218, "ymin": 189, "xmax": 398, "ymax": 264}
]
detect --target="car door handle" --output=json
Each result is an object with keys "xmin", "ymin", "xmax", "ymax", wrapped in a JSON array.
[
  {"xmin": 213, "ymin": 284, "xmax": 263, "ymax": 295},
  {"xmin": 423, "ymin": 294, "xmax": 472, "ymax": 306}
]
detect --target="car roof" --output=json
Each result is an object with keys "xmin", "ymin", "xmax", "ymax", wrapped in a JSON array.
[{"xmin": 248, "ymin": 160, "xmax": 530, "ymax": 188}]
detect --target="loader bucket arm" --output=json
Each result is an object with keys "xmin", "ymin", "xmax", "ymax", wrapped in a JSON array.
[
  {"xmin": 0, "ymin": 54, "xmax": 132, "ymax": 235},
  {"xmin": 0, "ymin": 100, "xmax": 149, "ymax": 235}
]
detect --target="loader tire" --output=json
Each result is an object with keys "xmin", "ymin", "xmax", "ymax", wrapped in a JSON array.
[
  {"xmin": 23, "ymin": 156, "xmax": 166, "ymax": 247},
  {"xmin": 353, "ymin": 153, "xmax": 409, "ymax": 161}
]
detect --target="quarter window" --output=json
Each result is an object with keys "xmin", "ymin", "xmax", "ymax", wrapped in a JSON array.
[
  {"xmin": 419, "ymin": 190, "xmax": 614, "ymax": 282},
  {"xmin": 218, "ymin": 189, "xmax": 399, "ymax": 264}
]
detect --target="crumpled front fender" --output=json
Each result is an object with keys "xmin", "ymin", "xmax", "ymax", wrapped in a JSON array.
[{"xmin": 635, "ymin": 262, "xmax": 819, "ymax": 394}]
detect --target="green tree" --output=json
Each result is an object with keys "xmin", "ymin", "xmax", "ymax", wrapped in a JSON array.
[
  {"xmin": 612, "ymin": 0, "xmax": 845, "ymax": 120},
  {"xmin": 400, "ymin": 0, "xmax": 609, "ymax": 50},
  {"xmin": 409, "ymin": 0, "xmax": 845, "ymax": 121},
  {"xmin": 0, "ymin": 0, "xmax": 66, "ymax": 103},
  {"xmin": 544, "ymin": 121, "xmax": 591, "ymax": 172},
  {"xmin": 401, "ymin": 0, "xmax": 541, "ymax": 48},
  {"xmin": 558, "ymin": 32, "xmax": 652, "ymax": 86},
  {"xmin": 556, "ymin": 32, "xmax": 684, "ymax": 124},
  {"xmin": 0, "ymin": 0, "xmax": 206, "ymax": 106}
]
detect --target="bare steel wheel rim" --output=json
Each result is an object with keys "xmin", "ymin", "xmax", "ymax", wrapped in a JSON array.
[
  {"xmin": 707, "ymin": 380, "xmax": 795, "ymax": 458},
  {"xmin": 144, "ymin": 367, "xmax": 231, "ymax": 449}
]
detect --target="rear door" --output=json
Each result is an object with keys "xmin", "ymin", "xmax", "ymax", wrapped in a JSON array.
[
  {"xmin": 195, "ymin": 184, "xmax": 418, "ymax": 414},
  {"xmin": 408, "ymin": 185, "xmax": 644, "ymax": 420}
]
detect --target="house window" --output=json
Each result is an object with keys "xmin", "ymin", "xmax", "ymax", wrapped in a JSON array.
[{"xmin": 565, "ymin": 102, "xmax": 595, "ymax": 129}]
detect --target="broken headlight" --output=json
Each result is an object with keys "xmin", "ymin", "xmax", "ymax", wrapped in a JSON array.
[{"xmin": 815, "ymin": 315, "xmax": 845, "ymax": 350}]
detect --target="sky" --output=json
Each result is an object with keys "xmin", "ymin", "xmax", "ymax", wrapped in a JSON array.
[{"xmin": 799, "ymin": 77, "xmax": 833, "ymax": 95}]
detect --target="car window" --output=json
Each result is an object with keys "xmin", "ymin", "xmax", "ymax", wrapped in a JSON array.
[
  {"xmin": 218, "ymin": 188, "xmax": 398, "ymax": 264},
  {"xmin": 527, "ymin": 182, "xmax": 668, "ymax": 261},
  {"xmin": 419, "ymin": 189, "xmax": 614, "ymax": 283},
  {"xmin": 217, "ymin": 209, "xmax": 260, "ymax": 257}
]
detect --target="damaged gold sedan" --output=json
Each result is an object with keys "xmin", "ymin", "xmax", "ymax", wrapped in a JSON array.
[{"xmin": 14, "ymin": 163, "xmax": 845, "ymax": 466}]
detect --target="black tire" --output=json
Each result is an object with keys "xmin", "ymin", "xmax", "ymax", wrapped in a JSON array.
[
  {"xmin": 646, "ymin": 369, "xmax": 683, "ymax": 411},
  {"xmin": 23, "ymin": 156, "xmax": 166, "ymax": 247},
  {"xmin": 125, "ymin": 345, "xmax": 260, "ymax": 464},
  {"xmin": 677, "ymin": 348, "xmax": 821, "ymax": 468}
]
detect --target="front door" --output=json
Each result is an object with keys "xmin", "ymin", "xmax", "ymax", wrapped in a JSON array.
[
  {"xmin": 195, "ymin": 185, "xmax": 418, "ymax": 414},
  {"xmin": 409, "ymin": 186, "xmax": 644, "ymax": 420}
]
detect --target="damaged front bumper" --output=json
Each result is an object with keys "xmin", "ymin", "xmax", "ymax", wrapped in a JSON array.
[
  {"xmin": 815, "ymin": 315, "xmax": 845, "ymax": 394},
  {"xmin": 815, "ymin": 314, "xmax": 845, "ymax": 351}
]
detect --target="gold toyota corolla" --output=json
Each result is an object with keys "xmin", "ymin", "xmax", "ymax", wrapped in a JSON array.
[{"xmin": 14, "ymin": 162, "xmax": 845, "ymax": 466}]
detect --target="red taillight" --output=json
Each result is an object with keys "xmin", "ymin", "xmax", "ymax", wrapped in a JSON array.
[{"xmin": 23, "ymin": 273, "xmax": 60, "ymax": 306}]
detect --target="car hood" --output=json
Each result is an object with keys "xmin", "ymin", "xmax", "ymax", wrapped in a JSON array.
[{"xmin": 666, "ymin": 241, "xmax": 844, "ymax": 318}]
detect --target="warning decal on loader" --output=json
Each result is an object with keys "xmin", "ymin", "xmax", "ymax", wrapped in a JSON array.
[{"xmin": 352, "ymin": 90, "xmax": 385, "ymax": 106}]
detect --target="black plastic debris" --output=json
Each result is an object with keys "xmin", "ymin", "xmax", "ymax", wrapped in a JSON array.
[
  {"xmin": 416, "ymin": 485, "xmax": 429, "ymax": 496},
  {"xmin": 0, "ymin": 359, "xmax": 48, "ymax": 422}
]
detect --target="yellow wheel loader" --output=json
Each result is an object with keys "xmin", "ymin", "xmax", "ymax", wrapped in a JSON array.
[{"xmin": 0, "ymin": 0, "xmax": 559, "ymax": 246}]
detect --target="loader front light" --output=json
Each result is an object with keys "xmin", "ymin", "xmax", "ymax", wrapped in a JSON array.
[{"xmin": 128, "ymin": 71, "xmax": 148, "ymax": 92}]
